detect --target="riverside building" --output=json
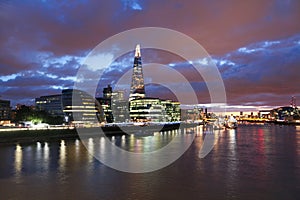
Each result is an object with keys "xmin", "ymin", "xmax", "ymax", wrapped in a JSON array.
[
  {"xmin": 35, "ymin": 94, "xmax": 64, "ymax": 117},
  {"xmin": 62, "ymin": 89, "xmax": 100, "ymax": 125}
]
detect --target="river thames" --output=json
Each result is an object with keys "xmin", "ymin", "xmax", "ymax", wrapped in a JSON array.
[{"xmin": 0, "ymin": 124, "xmax": 299, "ymax": 200}]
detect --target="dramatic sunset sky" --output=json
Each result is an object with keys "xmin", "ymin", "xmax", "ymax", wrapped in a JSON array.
[{"xmin": 0, "ymin": 0, "xmax": 299, "ymax": 109}]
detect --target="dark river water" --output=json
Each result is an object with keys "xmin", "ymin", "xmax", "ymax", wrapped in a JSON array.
[{"xmin": 0, "ymin": 124, "xmax": 299, "ymax": 200}]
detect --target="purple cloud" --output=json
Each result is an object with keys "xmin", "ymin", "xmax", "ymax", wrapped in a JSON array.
[{"xmin": 0, "ymin": 0, "xmax": 299, "ymax": 108}]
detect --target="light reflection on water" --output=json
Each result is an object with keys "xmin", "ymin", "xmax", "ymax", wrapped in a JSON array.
[
  {"xmin": 59, "ymin": 140, "xmax": 66, "ymax": 172},
  {"xmin": 75, "ymin": 139, "xmax": 80, "ymax": 162},
  {"xmin": 295, "ymin": 126, "xmax": 300, "ymax": 154},
  {"xmin": 1, "ymin": 125, "xmax": 299, "ymax": 200},
  {"xmin": 14, "ymin": 144, "xmax": 22, "ymax": 183},
  {"xmin": 43, "ymin": 142, "xmax": 49, "ymax": 172},
  {"xmin": 226, "ymin": 129, "xmax": 238, "ymax": 198},
  {"xmin": 87, "ymin": 138, "xmax": 94, "ymax": 164}
]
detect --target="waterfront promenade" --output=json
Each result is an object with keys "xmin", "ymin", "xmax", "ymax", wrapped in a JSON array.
[{"xmin": 0, "ymin": 122, "xmax": 195, "ymax": 143}]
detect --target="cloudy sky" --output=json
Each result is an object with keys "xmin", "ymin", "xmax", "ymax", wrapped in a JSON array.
[{"xmin": 0, "ymin": 0, "xmax": 299, "ymax": 109}]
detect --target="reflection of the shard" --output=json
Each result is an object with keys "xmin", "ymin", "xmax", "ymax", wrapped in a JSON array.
[
  {"xmin": 225, "ymin": 129, "xmax": 238, "ymax": 196},
  {"xmin": 59, "ymin": 140, "xmax": 66, "ymax": 172}
]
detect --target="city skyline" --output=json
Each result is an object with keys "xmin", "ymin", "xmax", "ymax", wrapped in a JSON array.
[{"xmin": 0, "ymin": 0, "xmax": 300, "ymax": 108}]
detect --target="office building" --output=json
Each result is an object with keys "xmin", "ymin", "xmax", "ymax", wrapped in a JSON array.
[
  {"xmin": 35, "ymin": 94, "xmax": 64, "ymax": 117},
  {"xmin": 111, "ymin": 90, "xmax": 130, "ymax": 122},
  {"xmin": 129, "ymin": 98, "xmax": 180, "ymax": 122},
  {"xmin": 62, "ymin": 89, "xmax": 100, "ymax": 124},
  {"xmin": 96, "ymin": 85, "xmax": 114, "ymax": 123},
  {"xmin": 97, "ymin": 85, "xmax": 129, "ymax": 123}
]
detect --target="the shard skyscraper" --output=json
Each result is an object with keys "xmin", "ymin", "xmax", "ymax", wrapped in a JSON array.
[{"xmin": 129, "ymin": 44, "xmax": 145, "ymax": 101}]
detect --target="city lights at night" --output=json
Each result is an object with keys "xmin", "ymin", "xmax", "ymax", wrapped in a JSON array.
[{"xmin": 0, "ymin": 1, "xmax": 300, "ymax": 200}]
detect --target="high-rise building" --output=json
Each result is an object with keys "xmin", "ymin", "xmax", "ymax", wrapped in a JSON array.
[
  {"xmin": 35, "ymin": 94, "xmax": 64, "ymax": 117},
  {"xmin": 97, "ymin": 85, "xmax": 114, "ymax": 123},
  {"xmin": 129, "ymin": 44, "xmax": 145, "ymax": 101},
  {"xmin": 111, "ymin": 90, "xmax": 130, "ymax": 122},
  {"xmin": 128, "ymin": 44, "xmax": 181, "ymax": 122},
  {"xmin": 97, "ymin": 85, "xmax": 129, "ymax": 123},
  {"xmin": 103, "ymin": 84, "xmax": 113, "ymax": 99}
]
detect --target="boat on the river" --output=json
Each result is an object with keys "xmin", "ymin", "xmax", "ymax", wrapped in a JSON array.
[{"xmin": 224, "ymin": 115, "xmax": 238, "ymax": 129}]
